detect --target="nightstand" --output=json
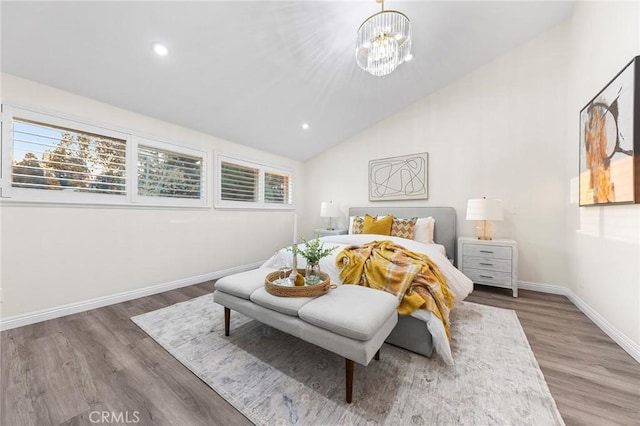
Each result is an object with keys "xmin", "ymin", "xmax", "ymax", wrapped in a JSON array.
[
  {"xmin": 314, "ymin": 229, "xmax": 348, "ymax": 237},
  {"xmin": 457, "ymin": 237, "xmax": 518, "ymax": 297}
]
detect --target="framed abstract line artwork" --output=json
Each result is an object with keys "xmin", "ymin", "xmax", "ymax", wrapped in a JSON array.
[
  {"xmin": 368, "ymin": 152, "xmax": 428, "ymax": 201},
  {"xmin": 579, "ymin": 56, "xmax": 639, "ymax": 206}
]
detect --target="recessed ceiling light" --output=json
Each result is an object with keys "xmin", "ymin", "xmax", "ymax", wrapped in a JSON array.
[
  {"xmin": 302, "ymin": 123, "xmax": 310, "ymax": 130},
  {"xmin": 152, "ymin": 42, "xmax": 169, "ymax": 56},
  {"xmin": 405, "ymin": 53, "xmax": 414, "ymax": 62}
]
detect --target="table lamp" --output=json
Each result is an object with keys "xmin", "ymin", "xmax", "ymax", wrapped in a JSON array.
[
  {"xmin": 320, "ymin": 201, "xmax": 339, "ymax": 230},
  {"xmin": 466, "ymin": 198, "xmax": 503, "ymax": 240}
]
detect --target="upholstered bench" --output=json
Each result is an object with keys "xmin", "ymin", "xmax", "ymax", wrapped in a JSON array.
[{"xmin": 213, "ymin": 267, "xmax": 399, "ymax": 403}]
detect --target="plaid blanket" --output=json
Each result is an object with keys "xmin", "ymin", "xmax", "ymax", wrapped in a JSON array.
[{"xmin": 336, "ymin": 240, "xmax": 455, "ymax": 339}]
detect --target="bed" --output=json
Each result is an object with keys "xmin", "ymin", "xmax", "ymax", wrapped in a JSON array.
[{"xmin": 261, "ymin": 206, "xmax": 473, "ymax": 365}]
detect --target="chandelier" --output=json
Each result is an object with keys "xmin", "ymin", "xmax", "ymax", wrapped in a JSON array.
[{"xmin": 355, "ymin": 0, "xmax": 412, "ymax": 77}]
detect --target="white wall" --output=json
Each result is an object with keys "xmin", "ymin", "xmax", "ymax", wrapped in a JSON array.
[
  {"xmin": 0, "ymin": 74, "xmax": 305, "ymax": 320},
  {"xmin": 304, "ymin": 1, "xmax": 640, "ymax": 350},
  {"xmin": 304, "ymin": 22, "xmax": 571, "ymax": 288},
  {"xmin": 565, "ymin": 1, "xmax": 640, "ymax": 347}
]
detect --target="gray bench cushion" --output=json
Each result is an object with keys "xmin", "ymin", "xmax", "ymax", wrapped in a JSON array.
[
  {"xmin": 298, "ymin": 285, "xmax": 399, "ymax": 341},
  {"xmin": 214, "ymin": 267, "xmax": 274, "ymax": 299},
  {"xmin": 250, "ymin": 287, "xmax": 315, "ymax": 316},
  {"xmin": 214, "ymin": 290, "xmax": 398, "ymax": 366}
]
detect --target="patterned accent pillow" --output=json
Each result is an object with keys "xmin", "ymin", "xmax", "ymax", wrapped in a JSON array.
[
  {"xmin": 390, "ymin": 217, "xmax": 417, "ymax": 239},
  {"xmin": 352, "ymin": 216, "xmax": 364, "ymax": 234}
]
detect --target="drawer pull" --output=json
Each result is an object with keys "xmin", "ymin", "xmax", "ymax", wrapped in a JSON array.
[
  {"xmin": 479, "ymin": 250, "xmax": 494, "ymax": 254},
  {"xmin": 480, "ymin": 275, "xmax": 494, "ymax": 279},
  {"xmin": 479, "ymin": 262, "xmax": 493, "ymax": 266}
]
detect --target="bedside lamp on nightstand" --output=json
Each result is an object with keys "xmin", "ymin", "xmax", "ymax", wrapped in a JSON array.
[
  {"xmin": 320, "ymin": 201, "xmax": 339, "ymax": 230},
  {"xmin": 466, "ymin": 197, "xmax": 503, "ymax": 240}
]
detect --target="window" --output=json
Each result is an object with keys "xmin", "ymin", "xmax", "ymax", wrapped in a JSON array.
[
  {"xmin": 1, "ymin": 106, "xmax": 207, "ymax": 207},
  {"xmin": 220, "ymin": 161, "xmax": 258, "ymax": 202},
  {"xmin": 136, "ymin": 140, "xmax": 204, "ymax": 205},
  {"xmin": 265, "ymin": 172, "xmax": 290, "ymax": 204},
  {"xmin": 10, "ymin": 118, "xmax": 127, "ymax": 195},
  {"xmin": 216, "ymin": 154, "xmax": 293, "ymax": 209}
]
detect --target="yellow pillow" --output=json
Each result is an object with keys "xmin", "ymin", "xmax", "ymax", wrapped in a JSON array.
[{"xmin": 362, "ymin": 214, "xmax": 393, "ymax": 235}]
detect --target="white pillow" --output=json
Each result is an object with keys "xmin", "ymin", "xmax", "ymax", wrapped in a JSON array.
[{"xmin": 413, "ymin": 217, "xmax": 435, "ymax": 244}]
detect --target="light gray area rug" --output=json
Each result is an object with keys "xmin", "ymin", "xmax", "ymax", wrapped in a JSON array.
[{"xmin": 132, "ymin": 295, "xmax": 564, "ymax": 425}]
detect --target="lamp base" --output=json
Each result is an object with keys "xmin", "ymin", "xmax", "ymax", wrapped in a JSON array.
[
  {"xmin": 474, "ymin": 220, "xmax": 494, "ymax": 240},
  {"xmin": 325, "ymin": 217, "xmax": 335, "ymax": 231}
]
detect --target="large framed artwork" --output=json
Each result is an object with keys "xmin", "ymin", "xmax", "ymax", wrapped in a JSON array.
[
  {"xmin": 368, "ymin": 152, "xmax": 428, "ymax": 201},
  {"xmin": 579, "ymin": 56, "xmax": 639, "ymax": 206}
]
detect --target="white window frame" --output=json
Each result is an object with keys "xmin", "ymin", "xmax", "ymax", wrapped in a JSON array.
[
  {"xmin": 215, "ymin": 153, "xmax": 294, "ymax": 210},
  {"xmin": 0, "ymin": 104, "xmax": 207, "ymax": 208}
]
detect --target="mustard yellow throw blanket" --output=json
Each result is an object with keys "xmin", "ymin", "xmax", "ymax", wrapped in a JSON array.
[{"xmin": 336, "ymin": 240, "xmax": 455, "ymax": 339}]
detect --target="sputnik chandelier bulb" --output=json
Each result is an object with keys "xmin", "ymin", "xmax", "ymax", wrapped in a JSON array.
[{"xmin": 355, "ymin": 0, "xmax": 412, "ymax": 77}]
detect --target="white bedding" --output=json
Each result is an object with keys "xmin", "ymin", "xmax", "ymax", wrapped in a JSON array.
[{"xmin": 261, "ymin": 234, "xmax": 473, "ymax": 365}]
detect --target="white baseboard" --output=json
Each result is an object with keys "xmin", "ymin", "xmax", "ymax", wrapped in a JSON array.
[
  {"xmin": 0, "ymin": 261, "xmax": 264, "ymax": 332},
  {"xmin": 518, "ymin": 280, "xmax": 640, "ymax": 363},
  {"xmin": 518, "ymin": 280, "xmax": 567, "ymax": 295},
  {"xmin": 563, "ymin": 289, "xmax": 640, "ymax": 363}
]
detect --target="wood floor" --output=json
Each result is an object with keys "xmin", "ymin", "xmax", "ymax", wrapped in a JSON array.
[
  {"xmin": 2, "ymin": 283, "xmax": 639, "ymax": 425},
  {"xmin": 466, "ymin": 286, "xmax": 639, "ymax": 426}
]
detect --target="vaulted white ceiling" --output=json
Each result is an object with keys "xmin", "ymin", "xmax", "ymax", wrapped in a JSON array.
[{"xmin": 1, "ymin": 1, "xmax": 574, "ymax": 161}]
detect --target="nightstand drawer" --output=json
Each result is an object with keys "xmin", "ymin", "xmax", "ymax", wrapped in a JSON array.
[
  {"xmin": 462, "ymin": 256, "xmax": 512, "ymax": 273},
  {"xmin": 462, "ymin": 244, "xmax": 512, "ymax": 260},
  {"xmin": 463, "ymin": 268, "xmax": 512, "ymax": 287}
]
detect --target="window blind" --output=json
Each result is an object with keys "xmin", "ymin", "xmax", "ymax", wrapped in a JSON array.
[
  {"xmin": 220, "ymin": 161, "xmax": 259, "ymax": 202},
  {"xmin": 264, "ymin": 172, "xmax": 290, "ymax": 204},
  {"xmin": 137, "ymin": 145, "xmax": 203, "ymax": 199},
  {"xmin": 11, "ymin": 118, "xmax": 127, "ymax": 195}
]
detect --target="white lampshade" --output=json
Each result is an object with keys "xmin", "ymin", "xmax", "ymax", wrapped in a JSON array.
[
  {"xmin": 320, "ymin": 201, "xmax": 339, "ymax": 218},
  {"xmin": 466, "ymin": 198, "xmax": 503, "ymax": 240},
  {"xmin": 320, "ymin": 201, "xmax": 339, "ymax": 231},
  {"xmin": 466, "ymin": 198, "xmax": 503, "ymax": 221}
]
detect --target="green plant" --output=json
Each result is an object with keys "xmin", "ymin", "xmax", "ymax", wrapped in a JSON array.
[{"xmin": 288, "ymin": 236, "xmax": 337, "ymax": 264}]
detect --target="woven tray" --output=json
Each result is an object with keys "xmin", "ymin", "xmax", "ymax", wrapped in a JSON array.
[{"xmin": 265, "ymin": 269, "xmax": 331, "ymax": 297}]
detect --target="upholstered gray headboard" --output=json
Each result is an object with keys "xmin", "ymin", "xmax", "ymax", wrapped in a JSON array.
[{"xmin": 348, "ymin": 206, "xmax": 457, "ymax": 263}]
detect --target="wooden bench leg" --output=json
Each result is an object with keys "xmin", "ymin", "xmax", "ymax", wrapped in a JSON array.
[
  {"xmin": 344, "ymin": 350, "xmax": 378, "ymax": 403},
  {"xmin": 224, "ymin": 307, "xmax": 230, "ymax": 336},
  {"xmin": 345, "ymin": 358, "xmax": 354, "ymax": 403}
]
